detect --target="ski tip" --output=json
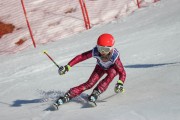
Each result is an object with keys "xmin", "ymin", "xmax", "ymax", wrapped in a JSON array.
[
  {"xmin": 82, "ymin": 101, "xmax": 97, "ymax": 108},
  {"xmin": 45, "ymin": 104, "xmax": 59, "ymax": 111}
]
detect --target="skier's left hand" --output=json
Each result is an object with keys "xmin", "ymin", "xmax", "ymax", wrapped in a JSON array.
[
  {"xmin": 58, "ymin": 65, "xmax": 71, "ymax": 75},
  {"xmin": 114, "ymin": 80, "xmax": 124, "ymax": 93}
]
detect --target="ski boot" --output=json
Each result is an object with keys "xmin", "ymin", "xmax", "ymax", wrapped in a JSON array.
[
  {"xmin": 87, "ymin": 89, "xmax": 101, "ymax": 107},
  {"xmin": 53, "ymin": 92, "xmax": 71, "ymax": 110}
]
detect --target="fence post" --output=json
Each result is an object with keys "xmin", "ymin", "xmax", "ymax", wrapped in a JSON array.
[
  {"xmin": 21, "ymin": 0, "xmax": 36, "ymax": 48},
  {"xmin": 154, "ymin": 0, "xmax": 160, "ymax": 3},
  {"xmin": 136, "ymin": 0, "xmax": 140, "ymax": 8},
  {"xmin": 79, "ymin": 0, "xmax": 91, "ymax": 29}
]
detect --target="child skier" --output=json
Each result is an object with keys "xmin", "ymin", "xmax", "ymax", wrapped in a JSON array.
[{"xmin": 54, "ymin": 33, "xmax": 126, "ymax": 107}]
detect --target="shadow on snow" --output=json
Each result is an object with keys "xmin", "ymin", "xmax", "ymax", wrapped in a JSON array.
[
  {"xmin": 124, "ymin": 62, "xmax": 180, "ymax": 68},
  {"xmin": 75, "ymin": 62, "xmax": 180, "ymax": 68},
  {"xmin": 11, "ymin": 99, "xmax": 43, "ymax": 107},
  {"xmin": 10, "ymin": 90, "xmax": 87, "ymax": 108}
]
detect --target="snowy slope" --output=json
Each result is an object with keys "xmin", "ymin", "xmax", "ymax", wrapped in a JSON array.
[{"xmin": 0, "ymin": 0, "xmax": 180, "ymax": 120}]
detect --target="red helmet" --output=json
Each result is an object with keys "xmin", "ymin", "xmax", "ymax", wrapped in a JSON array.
[{"xmin": 97, "ymin": 33, "xmax": 115, "ymax": 47}]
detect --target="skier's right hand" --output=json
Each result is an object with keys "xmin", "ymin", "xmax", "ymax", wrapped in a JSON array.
[{"xmin": 58, "ymin": 65, "xmax": 71, "ymax": 75}]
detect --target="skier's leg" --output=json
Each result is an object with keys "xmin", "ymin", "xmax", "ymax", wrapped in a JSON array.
[
  {"xmin": 88, "ymin": 67, "xmax": 117, "ymax": 102},
  {"xmin": 97, "ymin": 67, "xmax": 117, "ymax": 92},
  {"xmin": 56, "ymin": 65, "xmax": 105, "ymax": 106},
  {"xmin": 68, "ymin": 65, "xmax": 105, "ymax": 98}
]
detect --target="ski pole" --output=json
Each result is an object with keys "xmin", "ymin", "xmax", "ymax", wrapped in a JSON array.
[{"xmin": 43, "ymin": 50, "xmax": 60, "ymax": 69}]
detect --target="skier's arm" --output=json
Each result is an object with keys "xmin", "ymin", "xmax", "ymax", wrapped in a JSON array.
[
  {"xmin": 68, "ymin": 50, "xmax": 93, "ymax": 67},
  {"xmin": 114, "ymin": 57, "xmax": 126, "ymax": 93},
  {"xmin": 58, "ymin": 50, "xmax": 92, "ymax": 75},
  {"xmin": 114, "ymin": 57, "xmax": 126, "ymax": 83}
]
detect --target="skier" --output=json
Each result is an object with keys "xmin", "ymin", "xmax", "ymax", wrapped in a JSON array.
[{"xmin": 54, "ymin": 33, "xmax": 126, "ymax": 107}]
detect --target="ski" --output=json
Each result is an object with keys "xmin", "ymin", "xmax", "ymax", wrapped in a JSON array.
[
  {"xmin": 45, "ymin": 94, "xmax": 97, "ymax": 111},
  {"xmin": 44, "ymin": 93, "xmax": 120, "ymax": 111},
  {"xmin": 45, "ymin": 103, "xmax": 59, "ymax": 111},
  {"xmin": 83, "ymin": 100, "xmax": 97, "ymax": 108},
  {"xmin": 81, "ymin": 94, "xmax": 97, "ymax": 108}
]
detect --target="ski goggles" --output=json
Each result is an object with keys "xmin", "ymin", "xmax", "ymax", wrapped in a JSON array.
[{"xmin": 97, "ymin": 45, "xmax": 113, "ymax": 54}]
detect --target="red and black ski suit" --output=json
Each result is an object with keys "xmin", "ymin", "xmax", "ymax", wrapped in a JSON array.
[{"xmin": 67, "ymin": 47, "xmax": 126, "ymax": 98}]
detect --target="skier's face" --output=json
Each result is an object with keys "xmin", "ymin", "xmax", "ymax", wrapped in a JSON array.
[{"xmin": 99, "ymin": 50, "xmax": 113, "ymax": 62}]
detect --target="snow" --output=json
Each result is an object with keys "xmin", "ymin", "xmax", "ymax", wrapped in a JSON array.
[{"xmin": 0, "ymin": 0, "xmax": 180, "ymax": 120}]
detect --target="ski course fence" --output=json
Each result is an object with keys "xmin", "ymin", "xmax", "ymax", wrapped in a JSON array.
[{"xmin": 0, "ymin": 0, "xmax": 160, "ymax": 54}]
